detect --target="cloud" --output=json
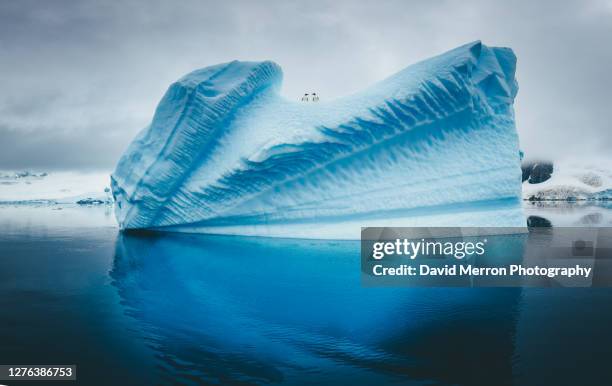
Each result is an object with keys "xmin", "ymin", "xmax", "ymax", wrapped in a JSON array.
[{"xmin": 0, "ymin": 0, "xmax": 610, "ymax": 170}]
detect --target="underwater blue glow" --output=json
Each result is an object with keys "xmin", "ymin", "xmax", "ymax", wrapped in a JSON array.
[{"xmin": 111, "ymin": 231, "xmax": 523, "ymax": 384}]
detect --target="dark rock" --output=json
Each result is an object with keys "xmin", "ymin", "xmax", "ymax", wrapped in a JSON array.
[
  {"xmin": 521, "ymin": 161, "xmax": 554, "ymax": 184},
  {"xmin": 527, "ymin": 215, "xmax": 552, "ymax": 227},
  {"xmin": 76, "ymin": 198, "xmax": 105, "ymax": 205},
  {"xmin": 521, "ymin": 165, "xmax": 532, "ymax": 182}
]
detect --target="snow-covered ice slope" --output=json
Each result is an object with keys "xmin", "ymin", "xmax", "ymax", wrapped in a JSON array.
[
  {"xmin": 523, "ymin": 158, "xmax": 612, "ymax": 201},
  {"xmin": 111, "ymin": 41, "xmax": 525, "ymax": 238}
]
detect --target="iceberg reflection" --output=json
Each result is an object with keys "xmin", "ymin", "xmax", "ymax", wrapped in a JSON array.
[{"xmin": 111, "ymin": 231, "xmax": 522, "ymax": 385}]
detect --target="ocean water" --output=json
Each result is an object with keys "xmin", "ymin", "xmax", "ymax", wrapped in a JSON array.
[
  {"xmin": 524, "ymin": 200, "xmax": 612, "ymax": 227},
  {"xmin": 1, "ymin": 205, "xmax": 611, "ymax": 386}
]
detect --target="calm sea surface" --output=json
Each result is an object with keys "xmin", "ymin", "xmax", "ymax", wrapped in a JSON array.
[{"xmin": 0, "ymin": 205, "xmax": 611, "ymax": 385}]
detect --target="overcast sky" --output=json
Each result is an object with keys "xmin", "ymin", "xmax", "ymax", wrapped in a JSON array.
[{"xmin": 0, "ymin": 0, "xmax": 610, "ymax": 170}]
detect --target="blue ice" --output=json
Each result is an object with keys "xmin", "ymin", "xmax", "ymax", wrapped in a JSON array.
[{"xmin": 111, "ymin": 41, "xmax": 525, "ymax": 238}]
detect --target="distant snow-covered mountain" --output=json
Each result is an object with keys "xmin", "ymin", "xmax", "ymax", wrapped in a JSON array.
[
  {"xmin": 522, "ymin": 159, "xmax": 612, "ymax": 201},
  {"xmin": 0, "ymin": 170, "xmax": 112, "ymax": 204}
]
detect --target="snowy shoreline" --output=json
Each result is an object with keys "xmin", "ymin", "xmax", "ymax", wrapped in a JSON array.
[
  {"xmin": 522, "ymin": 158, "xmax": 612, "ymax": 202},
  {"xmin": 0, "ymin": 170, "xmax": 112, "ymax": 205}
]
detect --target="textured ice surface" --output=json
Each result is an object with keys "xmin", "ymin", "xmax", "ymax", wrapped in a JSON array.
[{"xmin": 112, "ymin": 41, "xmax": 525, "ymax": 238}]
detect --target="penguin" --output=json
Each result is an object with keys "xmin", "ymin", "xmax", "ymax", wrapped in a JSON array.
[
  {"xmin": 301, "ymin": 93, "xmax": 309, "ymax": 102},
  {"xmin": 312, "ymin": 92, "xmax": 319, "ymax": 102}
]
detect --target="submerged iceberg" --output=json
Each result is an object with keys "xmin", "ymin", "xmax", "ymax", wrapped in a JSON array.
[{"xmin": 111, "ymin": 41, "xmax": 525, "ymax": 239}]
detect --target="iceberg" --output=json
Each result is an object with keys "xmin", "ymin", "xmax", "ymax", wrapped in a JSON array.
[{"xmin": 111, "ymin": 41, "xmax": 525, "ymax": 239}]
